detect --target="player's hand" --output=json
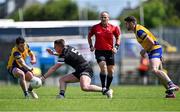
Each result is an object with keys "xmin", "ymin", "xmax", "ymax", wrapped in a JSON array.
[
  {"xmin": 140, "ymin": 49, "xmax": 146, "ymax": 57},
  {"xmin": 112, "ymin": 47, "xmax": 117, "ymax": 54},
  {"xmin": 29, "ymin": 67, "xmax": 34, "ymax": 74},
  {"xmin": 40, "ymin": 75, "xmax": 46, "ymax": 81},
  {"xmin": 160, "ymin": 57, "xmax": 164, "ymax": 63},
  {"xmin": 30, "ymin": 60, "xmax": 36, "ymax": 65},
  {"xmin": 90, "ymin": 46, "xmax": 95, "ymax": 52},
  {"xmin": 46, "ymin": 48, "xmax": 54, "ymax": 55}
]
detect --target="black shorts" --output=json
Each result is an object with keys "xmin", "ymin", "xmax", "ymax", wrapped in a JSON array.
[
  {"xmin": 95, "ymin": 50, "xmax": 115, "ymax": 65},
  {"xmin": 139, "ymin": 70, "xmax": 149, "ymax": 77},
  {"xmin": 72, "ymin": 62, "xmax": 93, "ymax": 79}
]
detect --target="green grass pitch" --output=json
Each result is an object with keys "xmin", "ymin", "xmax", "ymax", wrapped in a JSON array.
[{"xmin": 0, "ymin": 85, "xmax": 180, "ymax": 111}]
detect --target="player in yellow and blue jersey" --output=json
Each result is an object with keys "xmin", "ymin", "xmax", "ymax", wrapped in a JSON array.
[
  {"xmin": 124, "ymin": 16, "xmax": 179, "ymax": 98},
  {"xmin": 7, "ymin": 37, "xmax": 39, "ymax": 99}
]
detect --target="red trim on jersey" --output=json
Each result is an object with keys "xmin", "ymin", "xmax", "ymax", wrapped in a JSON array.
[{"xmin": 88, "ymin": 23, "xmax": 120, "ymax": 50}]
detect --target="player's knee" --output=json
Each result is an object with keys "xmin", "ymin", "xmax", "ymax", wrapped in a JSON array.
[
  {"xmin": 107, "ymin": 69, "xmax": 114, "ymax": 75},
  {"xmin": 100, "ymin": 66, "xmax": 107, "ymax": 73},
  {"xmin": 99, "ymin": 62, "xmax": 106, "ymax": 72}
]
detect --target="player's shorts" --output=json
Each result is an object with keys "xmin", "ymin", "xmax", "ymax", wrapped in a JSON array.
[
  {"xmin": 72, "ymin": 62, "xmax": 93, "ymax": 79},
  {"xmin": 7, "ymin": 66, "xmax": 29, "ymax": 78},
  {"xmin": 95, "ymin": 50, "xmax": 114, "ymax": 65},
  {"xmin": 148, "ymin": 48, "xmax": 162, "ymax": 59}
]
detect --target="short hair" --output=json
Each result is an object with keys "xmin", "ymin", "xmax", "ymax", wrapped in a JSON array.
[
  {"xmin": 54, "ymin": 39, "xmax": 65, "ymax": 48},
  {"xmin": 16, "ymin": 36, "xmax": 25, "ymax": 45},
  {"xmin": 100, "ymin": 11, "xmax": 109, "ymax": 17},
  {"xmin": 124, "ymin": 16, "xmax": 137, "ymax": 24},
  {"xmin": 101, "ymin": 11, "xmax": 109, "ymax": 15}
]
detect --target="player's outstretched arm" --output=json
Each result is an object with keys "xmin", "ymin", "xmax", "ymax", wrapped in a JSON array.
[{"xmin": 41, "ymin": 63, "xmax": 62, "ymax": 81}]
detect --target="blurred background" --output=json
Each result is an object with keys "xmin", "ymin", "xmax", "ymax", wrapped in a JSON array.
[{"xmin": 0, "ymin": 0, "xmax": 180, "ymax": 86}]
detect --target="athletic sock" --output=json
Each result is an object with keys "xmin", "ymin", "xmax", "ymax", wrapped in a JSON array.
[
  {"xmin": 24, "ymin": 91, "xmax": 29, "ymax": 96},
  {"xmin": 167, "ymin": 90, "xmax": 173, "ymax": 94},
  {"xmin": 100, "ymin": 73, "xmax": 106, "ymax": 88},
  {"xmin": 106, "ymin": 75, "xmax": 113, "ymax": 90},
  {"xmin": 102, "ymin": 87, "xmax": 107, "ymax": 95},
  {"xmin": 167, "ymin": 81, "xmax": 174, "ymax": 86},
  {"xmin": 59, "ymin": 90, "xmax": 65, "ymax": 96}
]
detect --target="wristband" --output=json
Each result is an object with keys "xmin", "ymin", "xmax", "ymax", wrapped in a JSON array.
[
  {"xmin": 42, "ymin": 75, "xmax": 46, "ymax": 79},
  {"xmin": 115, "ymin": 44, "xmax": 119, "ymax": 50}
]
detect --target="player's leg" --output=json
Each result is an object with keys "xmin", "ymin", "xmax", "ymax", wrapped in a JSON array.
[
  {"xmin": 58, "ymin": 73, "xmax": 79, "ymax": 98},
  {"xmin": 80, "ymin": 75, "xmax": 102, "ymax": 92},
  {"xmin": 12, "ymin": 67, "xmax": 29, "ymax": 98},
  {"xmin": 80, "ymin": 73, "xmax": 113, "ymax": 98},
  {"xmin": 25, "ymin": 71, "xmax": 39, "ymax": 99},
  {"xmin": 150, "ymin": 58, "xmax": 170, "ymax": 83},
  {"xmin": 150, "ymin": 58, "xmax": 178, "ymax": 90},
  {"xmin": 158, "ymin": 64, "xmax": 176, "ymax": 98},
  {"xmin": 95, "ymin": 51, "xmax": 107, "ymax": 91},
  {"xmin": 149, "ymin": 48, "xmax": 179, "ymax": 92},
  {"xmin": 150, "ymin": 58, "xmax": 178, "ymax": 98},
  {"xmin": 106, "ymin": 65, "xmax": 114, "ymax": 90},
  {"xmin": 158, "ymin": 63, "xmax": 168, "ymax": 89},
  {"xmin": 98, "ymin": 61, "xmax": 107, "ymax": 91},
  {"xmin": 104, "ymin": 52, "xmax": 115, "ymax": 98},
  {"xmin": 99, "ymin": 65, "xmax": 114, "ymax": 98}
]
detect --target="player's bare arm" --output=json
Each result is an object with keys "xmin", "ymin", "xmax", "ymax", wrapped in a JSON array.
[
  {"xmin": 42, "ymin": 63, "xmax": 62, "ymax": 80},
  {"xmin": 29, "ymin": 51, "xmax": 36, "ymax": 65},
  {"xmin": 46, "ymin": 48, "xmax": 59, "ymax": 56},
  {"xmin": 88, "ymin": 36, "xmax": 95, "ymax": 52},
  {"xmin": 17, "ymin": 58, "xmax": 33, "ymax": 71},
  {"xmin": 112, "ymin": 36, "xmax": 120, "ymax": 54}
]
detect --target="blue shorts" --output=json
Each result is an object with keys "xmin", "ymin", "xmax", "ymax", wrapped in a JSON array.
[{"xmin": 148, "ymin": 48, "xmax": 162, "ymax": 59}]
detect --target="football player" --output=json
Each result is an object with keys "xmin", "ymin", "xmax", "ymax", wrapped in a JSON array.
[
  {"xmin": 7, "ymin": 37, "xmax": 38, "ymax": 99},
  {"xmin": 41, "ymin": 39, "xmax": 113, "ymax": 99},
  {"xmin": 124, "ymin": 16, "xmax": 179, "ymax": 98}
]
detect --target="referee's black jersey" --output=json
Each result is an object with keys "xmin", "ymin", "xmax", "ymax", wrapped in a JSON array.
[{"xmin": 57, "ymin": 45, "xmax": 87, "ymax": 69}]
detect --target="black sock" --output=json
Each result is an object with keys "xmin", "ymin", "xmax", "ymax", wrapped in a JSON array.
[
  {"xmin": 106, "ymin": 75, "xmax": 113, "ymax": 90},
  {"xmin": 59, "ymin": 90, "xmax": 65, "ymax": 96},
  {"xmin": 166, "ymin": 90, "xmax": 173, "ymax": 94},
  {"xmin": 100, "ymin": 73, "xmax": 106, "ymax": 88},
  {"xmin": 28, "ymin": 87, "xmax": 33, "ymax": 91},
  {"xmin": 24, "ymin": 91, "xmax": 28, "ymax": 96}
]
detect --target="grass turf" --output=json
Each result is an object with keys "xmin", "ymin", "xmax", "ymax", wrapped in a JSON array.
[{"xmin": 0, "ymin": 85, "xmax": 180, "ymax": 111}]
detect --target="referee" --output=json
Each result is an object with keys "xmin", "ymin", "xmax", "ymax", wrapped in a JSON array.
[{"xmin": 88, "ymin": 11, "xmax": 121, "ymax": 97}]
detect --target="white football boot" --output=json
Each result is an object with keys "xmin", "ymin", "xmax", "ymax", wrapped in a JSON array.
[
  {"xmin": 105, "ymin": 89, "xmax": 113, "ymax": 99},
  {"xmin": 29, "ymin": 91, "xmax": 38, "ymax": 99}
]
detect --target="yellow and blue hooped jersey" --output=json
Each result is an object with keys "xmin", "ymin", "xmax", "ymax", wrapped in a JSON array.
[
  {"xmin": 135, "ymin": 24, "xmax": 161, "ymax": 52},
  {"xmin": 7, "ymin": 44, "xmax": 33, "ymax": 69}
]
